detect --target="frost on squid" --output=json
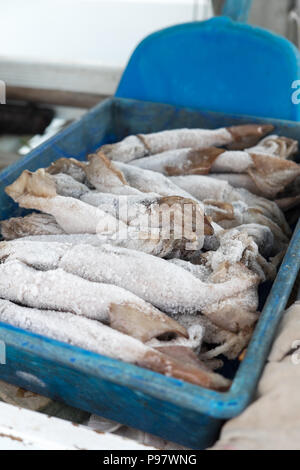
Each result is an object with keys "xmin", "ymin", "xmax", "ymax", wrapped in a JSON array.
[{"xmin": 1, "ymin": 123, "xmax": 299, "ymax": 391}]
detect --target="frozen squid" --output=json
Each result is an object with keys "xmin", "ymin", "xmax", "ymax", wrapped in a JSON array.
[
  {"xmin": 5, "ymin": 231, "xmax": 185, "ymax": 258},
  {"xmin": 80, "ymin": 192, "xmax": 214, "ymax": 248},
  {"xmin": 4, "ymin": 168, "xmax": 212, "ymax": 256},
  {"xmin": 169, "ymin": 257, "xmax": 260, "ymax": 330},
  {"xmin": 84, "ymin": 152, "xmax": 197, "ymax": 200},
  {"xmin": 47, "ymin": 157, "xmax": 213, "ymax": 248},
  {"xmin": 48, "ymin": 155, "xmax": 213, "ymax": 251},
  {"xmin": 170, "ymin": 175, "xmax": 290, "ymax": 234},
  {"xmin": 247, "ymin": 135, "xmax": 298, "ymax": 159},
  {"xmin": 47, "ymin": 153, "xmax": 200, "ymax": 202},
  {"xmin": 130, "ymin": 135, "xmax": 298, "ymax": 175},
  {"xmin": 130, "ymin": 148, "xmax": 255, "ymax": 176},
  {"xmin": 114, "ymin": 162, "xmax": 282, "ymax": 237},
  {"xmin": 60, "ymin": 247, "xmax": 259, "ymax": 320},
  {"xmin": 204, "ymin": 200, "xmax": 289, "ymax": 253},
  {"xmin": 172, "ymin": 314, "xmax": 255, "ymax": 360},
  {"xmin": 247, "ymin": 153, "xmax": 300, "ymax": 199},
  {"xmin": 224, "ymin": 224, "xmax": 275, "ymax": 258},
  {"xmin": 209, "ymin": 154, "xmax": 300, "ymax": 199},
  {"xmin": 2, "ymin": 215, "xmax": 209, "ymax": 258},
  {"xmin": 47, "ymin": 157, "xmax": 88, "ymax": 184},
  {"xmin": 11, "ymin": 233, "xmax": 111, "ymax": 245},
  {"xmin": 202, "ymin": 228, "xmax": 279, "ymax": 282},
  {"xmin": 209, "ymin": 156, "xmax": 300, "ymax": 199},
  {"xmin": 234, "ymin": 189, "xmax": 291, "ymax": 237},
  {"xmin": 0, "ymin": 299, "xmax": 230, "ymax": 391},
  {"xmin": 200, "ymin": 317, "xmax": 254, "ymax": 360},
  {"xmin": 5, "ymin": 168, "xmax": 122, "ymax": 235},
  {"xmin": 207, "ymin": 173, "xmax": 264, "ymax": 196},
  {"xmin": 0, "ymin": 213, "xmax": 65, "ymax": 240},
  {"xmin": 130, "ymin": 147, "xmax": 225, "ymax": 176},
  {"xmin": 0, "ymin": 257, "xmax": 187, "ymax": 343},
  {"xmin": 208, "ymin": 135, "xmax": 298, "ymax": 173},
  {"xmin": 170, "ymin": 174, "xmax": 233, "ymax": 202},
  {"xmin": 84, "ymin": 152, "xmax": 142, "ymax": 195},
  {"xmin": 130, "ymin": 144, "xmax": 300, "ymax": 199},
  {"xmin": 99, "ymin": 124, "xmax": 274, "ymax": 162},
  {"xmin": 50, "ymin": 173, "xmax": 90, "ymax": 199},
  {"xmin": 0, "ymin": 240, "xmax": 259, "ymax": 324}
]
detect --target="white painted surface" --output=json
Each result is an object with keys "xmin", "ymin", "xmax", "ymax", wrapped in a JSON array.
[
  {"xmin": 0, "ymin": 402, "xmax": 154, "ymax": 450},
  {"xmin": 0, "ymin": 0, "xmax": 212, "ymax": 67},
  {"xmin": 0, "ymin": 58, "xmax": 121, "ymax": 95},
  {"xmin": 0, "ymin": 0, "xmax": 212, "ymax": 94}
]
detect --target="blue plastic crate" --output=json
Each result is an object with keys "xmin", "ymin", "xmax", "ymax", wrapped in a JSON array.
[{"xmin": 0, "ymin": 97, "xmax": 299, "ymax": 449}]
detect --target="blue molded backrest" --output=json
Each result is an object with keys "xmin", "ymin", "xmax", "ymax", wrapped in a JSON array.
[{"xmin": 116, "ymin": 17, "xmax": 300, "ymax": 121}]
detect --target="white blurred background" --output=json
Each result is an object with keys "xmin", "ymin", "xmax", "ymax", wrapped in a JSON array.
[
  {"xmin": 0, "ymin": 0, "xmax": 213, "ymax": 67},
  {"xmin": 0, "ymin": 0, "xmax": 298, "ymax": 96},
  {"xmin": 0, "ymin": 0, "xmax": 213, "ymax": 95}
]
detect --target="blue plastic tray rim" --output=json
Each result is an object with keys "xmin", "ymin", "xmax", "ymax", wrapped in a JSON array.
[
  {"xmin": 0, "ymin": 217, "xmax": 299, "ymax": 420},
  {"xmin": 0, "ymin": 97, "xmax": 299, "ymax": 420}
]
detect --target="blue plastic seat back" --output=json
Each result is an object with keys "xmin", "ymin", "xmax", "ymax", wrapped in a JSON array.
[{"xmin": 116, "ymin": 17, "xmax": 300, "ymax": 121}]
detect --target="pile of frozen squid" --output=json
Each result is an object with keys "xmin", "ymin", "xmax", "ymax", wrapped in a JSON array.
[{"xmin": 1, "ymin": 123, "xmax": 300, "ymax": 392}]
